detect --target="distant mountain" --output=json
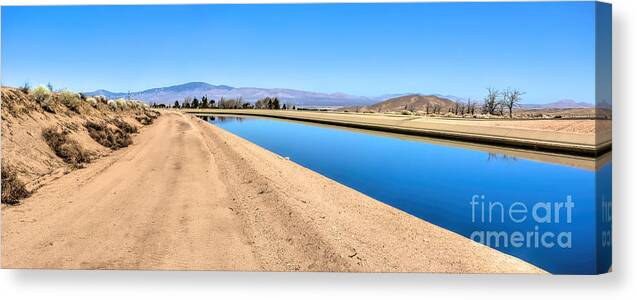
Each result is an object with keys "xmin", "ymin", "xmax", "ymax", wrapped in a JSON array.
[
  {"xmin": 520, "ymin": 99, "xmax": 594, "ymax": 110},
  {"xmin": 430, "ymin": 93, "xmax": 467, "ymax": 102},
  {"xmin": 84, "ymin": 82, "xmax": 595, "ymax": 109},
  {"xmin": 363, "ymin": 94, "xmax": 456, "ymax": 112},
  {"xmin": 84, "ymin": 82, "xmax": 377, "ymax": 107}
]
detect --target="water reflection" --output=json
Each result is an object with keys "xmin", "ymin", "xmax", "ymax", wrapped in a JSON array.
[{"xmin": 202, "ymin": 114, "xmax": 611, "ymax": 274}]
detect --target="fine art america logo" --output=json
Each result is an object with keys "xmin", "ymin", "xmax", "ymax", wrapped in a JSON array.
[{"xmin": 469, "ymin": 195, "xmax": 574, "ymax": 249}]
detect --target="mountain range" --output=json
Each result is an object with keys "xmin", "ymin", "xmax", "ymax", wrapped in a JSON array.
[
  {"xmin": 84, "ymin": 81, "xmax": 595, "ymax": 109},
  {"xmin": 519, "ymin": 99, "xmax": 594, "ymax": 109},
  {"xmin": 85, "ymin": 82, "xmax": 384, "ymax": 107}
]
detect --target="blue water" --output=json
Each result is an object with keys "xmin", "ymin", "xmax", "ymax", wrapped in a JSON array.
[{"xmin": 204, "ymin": 115, "xmax": 612, "ymax": 274}]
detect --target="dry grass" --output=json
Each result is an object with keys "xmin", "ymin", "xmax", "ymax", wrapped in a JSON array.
[
  {"xmin": 1, "ymin": 165, "xmax": 31, "ymax": 205},
  {"xmin": 135, "ymin": 110, "xmax": 160, "ymax": 125},
  {"xmin": 42, "ymin": 127, "xmax": 92, "ymax": 167},
  {"xmin": 59, "ymin": 90, "xmax": 82, "ymax": 113},
  {"xmin": 85, "ymin": 121, "xmax": 133, "ymax": 150},
  {"xmin": 111, "ymin": 118, "xmax": 138, "ymax": 134}
]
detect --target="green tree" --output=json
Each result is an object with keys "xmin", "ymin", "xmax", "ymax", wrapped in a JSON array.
[
  {"xmin": 192, "ymin": 97, "xmax": 200, "ymax": 109},
  {"xmin": 201, "ymin": 95, "xmax": 209, "ymax": 109},
  {"xmin": 174, "ymin": 100, "xmax": 180, "ymax": 108}
]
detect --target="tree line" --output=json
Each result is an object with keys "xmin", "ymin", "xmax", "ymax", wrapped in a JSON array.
[
  {"xmin": 411, "ymin": 88, "xmax": 524, "ymax": 118},
  {"xmin": 151, "ymin": 95, "xmax": 296, "ymax": 110},
  {"xmin": 480, "ymin": 87, "xmax": 524, "ymax": 118}
]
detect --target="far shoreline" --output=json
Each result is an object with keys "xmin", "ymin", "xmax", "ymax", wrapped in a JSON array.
[{"xmin": 183, "ymin": 108, "xmax": 611, "ymax": 158}]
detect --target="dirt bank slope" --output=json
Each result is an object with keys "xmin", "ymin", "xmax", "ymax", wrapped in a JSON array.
[
  {"xmin": 1, "ymin": 112, "xmax": 544, "ymax": 273},
  {"xmin": 2, "ymin": 87, "xmax": 158, "ymax": 193}
]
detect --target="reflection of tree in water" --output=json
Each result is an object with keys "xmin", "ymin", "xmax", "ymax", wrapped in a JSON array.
[
  {"xmin": 216, "ymin": 116, "xmax": 244, "ymax": 123},
  {"xmin": 487, "ymin": 152, "xmax": 518, "ymax": 162}
]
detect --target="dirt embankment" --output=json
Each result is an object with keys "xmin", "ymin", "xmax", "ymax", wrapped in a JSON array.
[
  {"xmin": 1, "ymin": 87, "xmax": 159, "ymax": 204},
  {"xmin": 186, "ymin": 109, "xmax": 611, "ymax": 157},
  {"xmin": 2, "ymin": 111, "xmax": 544, "ymax": 273}
]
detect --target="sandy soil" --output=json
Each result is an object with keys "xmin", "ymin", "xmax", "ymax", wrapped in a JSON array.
[
  {"xmin": 2, "ymin": 112, "xmax": 544, "ymax": 273},
  {"xmin": 447, "ymin": 118, "xmax": 609, "ymax": 135},
  {"xmin": 1, "ymin": 87, "xmax": 149, "ymax": 188}
]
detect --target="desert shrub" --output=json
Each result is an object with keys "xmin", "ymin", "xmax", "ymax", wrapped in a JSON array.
[
  {"xmin": 59, "ymin": 90, "xmax": 82, "ymax": 113},
  {"xmin": 30, "ymin": 84, "xmax": 52, "ymax": 103},
  {"xmin": 95, "ymin": 95, "xmax": 107, "ymax": 104},
  {"xmin": 129, "ymin": 100, "xmax": 149, "ymax": 109},
  {"xmin": 107, "ymin": 100, "xmax": 118, "ymax": 110},
  {"xmin": 29, "ymin": 85, "xmax": 56, "ymax": 113},
  {"xmin": 85, "ymin": 97, "xmax": 98, "ymax": 107},
  {"xmin": 85, "ymin": 121, "xmax": 132, "ymax": 150},
  {"xmin": 135, "ymin": 110, "xmax": 160, "ymax": 125},
  {"xmin": 128, "ymin": 100, "xmax": 141, "ymax": 109},
  {"xmin": 111, "ymin": 118, "xmax": 138, "ymax": 134},
  {"xmin": 115, "ymin": 98, "xmax": 129, "ymax": 110},
  {"xmin": 1, "ymin": 165, "xmax": 31, "ymax": 205},
  {"xmin": 42, "ymin": 127, "xmax": 91, "ymax": 167}
]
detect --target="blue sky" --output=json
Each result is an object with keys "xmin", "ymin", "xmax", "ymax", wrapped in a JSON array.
[{"xmin": 2, "ymin": 2, "xmax": 599, "ymax": 103}]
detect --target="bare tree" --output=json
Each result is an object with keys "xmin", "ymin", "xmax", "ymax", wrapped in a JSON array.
[
  {"xmin": 497, "ymin": 99, "xmax": 505, "ymax": 116},
  {"xmin": 466, "ymin": 98, "xmax": 477, "ymax": 116},
  {"xmin": 482, "ymin": 88, "xmax": 500, "ymax": 115},
  {"xmin": 453, "ymin": 100, "xmax": 465, "ymax": 116},
  {"xmin": 183, "ymin": 96, "xmax": 192, "ymax": 108},
  {"xmin": 432, "ymin": 104, "xmax": 441, "ymax": 114},
  {"xmin": 502, "ymin": 88, "xmax": 524, "ymax": 118}
]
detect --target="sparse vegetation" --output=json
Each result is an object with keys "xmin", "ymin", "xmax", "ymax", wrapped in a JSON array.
[
  {"xmin": 502, "ymin": 88, "xmax": 525, "ymax": 118},
  {"xmin": 112, "ymin": 118, "xmax": 138, "ymax": 134},
  {"xmin": 85, "ymin": 121, "xmax": 132, "ymax": 150},
  {"xmin": 30, "ymin": 85, "xmax": 53, "ymax": 107},
  {"xmin": 135, "ymin": 110, "xmax": 159, "ymax": 125},
  {"xmin": 32, "ymin": 85, "xmax": 57, "ymax": 113},
  {"xmin": 254, "ymin": 97, "xmax": 280, "ymax": 109},
  {"xmin": 85, "ymin": 96, "xmax": 98, "ymax": 107},
  {"xmin": 59, "ymin": 90, "xmax": 82, "ymax": 113},
  {"xmin": 482, "ymin": 88, "xmax": 500, "ymax": 115},
  {"xmin": 218, "ymin": 97, "xmax": 245, "ymax": 109},
  {"xmin": 42, "ymin": 127, "xmax": 92, "ymax": 167},
  {"xmin": 20, "ymin": 82, "xmax": 30, "ymax": 93},
  {"xmin": 1, "ymin": 165, "xmax": 31, "ymax": 205},
  {"xmin": 107, "ymin": 100, "xmax": 118, "ymax": 110},
  {"xmin": 2, "ymin": 85, "xmax": 159, "ymax": 206},
  {"xmin": 95, "ymin": 95, "xmax": 108, "ymax": 104},
  {"xmin": 115, "ymin": 98, "xmax": 129, "ymax": 110}
]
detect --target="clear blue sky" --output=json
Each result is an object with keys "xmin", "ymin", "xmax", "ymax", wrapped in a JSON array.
[{"xmin": 2, "ymin": 2, "xmax": 599, "ymax": 103}]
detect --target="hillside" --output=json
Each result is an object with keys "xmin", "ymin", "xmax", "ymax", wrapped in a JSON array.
[
  {"xmin": 1, "ymin": 87, "xmax": 159, "ymax": 204},
  {"xmin": 361, "ymin": 94, "xmax": 456, "ymax": 113}
]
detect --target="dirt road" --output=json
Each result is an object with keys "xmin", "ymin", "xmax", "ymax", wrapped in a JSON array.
[{"xmin": 1, "ymin": 112, "xmax": 543, "ymax": 273}]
